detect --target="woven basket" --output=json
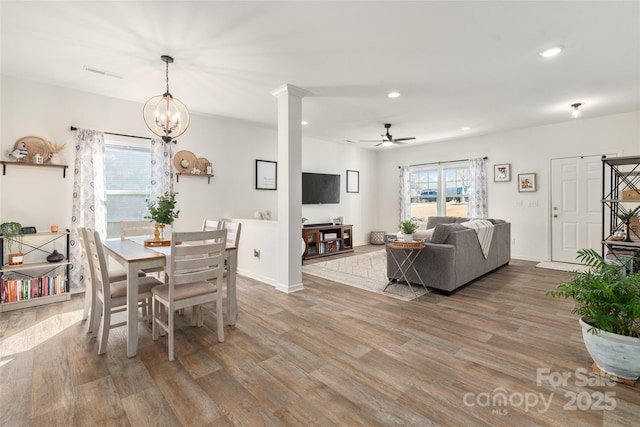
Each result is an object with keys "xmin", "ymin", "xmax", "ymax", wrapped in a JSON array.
[{"xmin": 370, "ymin": 231, "xmax": 386, "ymax": 245}]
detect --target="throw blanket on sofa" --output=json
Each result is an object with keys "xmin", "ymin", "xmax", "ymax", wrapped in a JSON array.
[{"xmin": 461, "ymin": 219, "xmax": 494, "ymax": 258}]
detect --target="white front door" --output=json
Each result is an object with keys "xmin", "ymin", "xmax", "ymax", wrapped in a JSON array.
[{"xmin": 551, "ymin": 155, "xmax": 605, "ymax": 263}]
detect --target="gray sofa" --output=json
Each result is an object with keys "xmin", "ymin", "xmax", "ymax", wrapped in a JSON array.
[{"xmin": 386, "ymin": 216, "xmax": 511, "ymax": 294}]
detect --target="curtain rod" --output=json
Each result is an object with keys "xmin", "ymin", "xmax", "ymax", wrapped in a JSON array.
[
  {"xmin": 400, "ymin": 156, "xmax": 488, "ymax": 168},
  {"xmin": 69, "ymin": 126, "xmax": 151, "ymax": 141}
]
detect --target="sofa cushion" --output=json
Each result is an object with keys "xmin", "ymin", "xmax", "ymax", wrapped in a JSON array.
[
  {"xmin": 426, "ymin": 216, "xmax": 458, "ymax": 229},
  {"xmin": 431, "ymin": 223, "xmax": 466, "ymax": 244},
  {"xmin": 414, "ymin": 229, "xmax": 434, "ymax": 242}
]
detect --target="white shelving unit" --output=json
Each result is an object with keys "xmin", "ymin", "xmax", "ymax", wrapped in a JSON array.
[{"xmin": 0, "ymin": 230, "xmax": 71, "ymax": 312}]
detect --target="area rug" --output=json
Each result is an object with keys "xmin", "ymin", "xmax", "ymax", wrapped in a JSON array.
[
  {"xmin": 535, "ymin": 261, "xmax": 589, "ymax": 273},
  {"xmin": 302, "ymin": 250, "xmax": 429, "ymax": 301}
]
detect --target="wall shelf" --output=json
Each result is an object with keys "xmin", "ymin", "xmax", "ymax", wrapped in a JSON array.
[
  {"xmin": 176, "ymin": 173, "xmax": 214, "ymax": 184},
  {"xmin": 1, "ymin": 161, "xmax": 68, "ymax": 178}
]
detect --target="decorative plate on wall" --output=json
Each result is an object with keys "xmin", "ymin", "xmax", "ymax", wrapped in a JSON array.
[
  {"xmin": 195, "ymin": 157, "xmax": 211, "ymax": 174},
  {"xmin": 14, "ymin": 136, "xmax": 51, "ymax": 163},
  {"xmin": 173, "ymin": 150, "xmax": 197, "ymax": 173}
]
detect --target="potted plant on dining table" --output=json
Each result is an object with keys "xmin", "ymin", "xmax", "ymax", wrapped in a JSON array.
[{"xmin": 145, "ymin": 192, "xmax": 180, "ymax": 242}]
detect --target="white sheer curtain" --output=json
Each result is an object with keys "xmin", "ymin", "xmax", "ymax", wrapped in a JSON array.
[
  {"xmin": 149, "ymin": 138, "xmax": 173, "ymax": 199},
  {"xmin": 69, "ymin": 128, "xmax": 106, "ymax": 291},
  {"xmin": 399, "ymin": 166, "xmax": 411, "ymax": 221},
  {"xmin": 468, "ymin": 157, "xmax": 488, "ymax": 218}
]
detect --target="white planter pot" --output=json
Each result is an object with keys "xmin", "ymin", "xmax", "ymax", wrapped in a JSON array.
[
  {"xmin": 580, "ymin": 317, "xmax": 640, "ymax": 380},
  {"xmin": 403, "ymin": 233, "xmax": 414, "ymax": 242}
]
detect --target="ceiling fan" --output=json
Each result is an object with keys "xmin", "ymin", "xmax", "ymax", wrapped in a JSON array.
[{"xmin": 359, "ymin": 123, "xmax": 416, "ymax": 146}]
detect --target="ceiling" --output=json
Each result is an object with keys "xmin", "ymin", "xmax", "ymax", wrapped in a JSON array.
[{"xmin": 2, "ymin": 1, "xmax": 639, "ymax": 149}]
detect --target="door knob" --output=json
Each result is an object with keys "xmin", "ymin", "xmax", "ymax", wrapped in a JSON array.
[{"xmin": 553, "ymin": 214, "xmax": 558, "ymax": 218}]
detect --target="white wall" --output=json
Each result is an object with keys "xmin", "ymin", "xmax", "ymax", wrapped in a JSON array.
[
  {"xmin": 376, "ymin": 111, "xmax": 640, "ymax": 261},
  {"xmin": 301, "ymin": 135, "xmax": 377, "ymax": 246},
  {"xmin": 0, "ymin": 76, "xmax": 377, "ymax": 282}
]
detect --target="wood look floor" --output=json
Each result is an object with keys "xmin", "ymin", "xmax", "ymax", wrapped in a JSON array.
[{"xmin": 1, "ymin": 246, "xmax": 639, "ymax": 426}]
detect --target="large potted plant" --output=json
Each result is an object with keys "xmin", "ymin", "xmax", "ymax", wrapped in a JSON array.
[
  {"xmin": 399, "ymin": 219, "xmax": 419, "ymax": 242},
  {"xmin": 145, "ymin": 192, "xmax": 180, "ymax": 241},
  {"xmin": 0, "ymin": 221, "xmax": 24, "ymax": 265},
  {"xmin": 546, "ymin": 248, "xmax": 640, "ymax": 381}
]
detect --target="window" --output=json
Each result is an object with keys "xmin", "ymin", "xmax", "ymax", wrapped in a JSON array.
[
  {"xmin": 409, "ymin": 162, "xmax": 469, "ymax": 221},
  {"xmin": 104, "ymin": 138, "xmax": 151, "ymax": 238}
]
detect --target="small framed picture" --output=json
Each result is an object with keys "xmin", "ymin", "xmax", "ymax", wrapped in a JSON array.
[
  {"xmin": 256, "ymin": 159, "xmax": 277, "ymax": 190},
  {"xmin": 346, "ymin": 169, "xmax": 359, "ymax": 193},
  {"xmin": 518, "ymin": 173, "xmax": 536, "ymax": 192},
  {"xmin": 494, "ymin": 164, "xmax": 511, "ymax": 182}
]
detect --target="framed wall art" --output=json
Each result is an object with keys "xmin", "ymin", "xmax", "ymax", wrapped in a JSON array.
[
  {"xmin": 494, "ymin": 163, "xmax": 511, "ymax": 182},
  {"xmin": 518, "ymin": 173, "xmax": 536, "ymax": 192},
  {"xmin": 256, "ymin": 159, "xmax": 277, "ymax": 190},
  {"xmin": 346, "ymin": 169, "xmax": 359, "ymax": 193}
]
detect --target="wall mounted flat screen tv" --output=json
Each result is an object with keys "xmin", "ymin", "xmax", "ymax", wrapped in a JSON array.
[{"xmin": 302, "ymin": 172, "xmax": 341, "ymax": 204}]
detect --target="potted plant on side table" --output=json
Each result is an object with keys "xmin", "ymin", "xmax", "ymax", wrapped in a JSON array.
[
  {"xmin": 145, "ymin": 192, "xmax": 180, "ymax": 244},
  {"xmin": 546, "ymin": 248, "xmax": 640, "ymax": 384},
  {"xmin": 399, "ymin": 219, "xmax": 419, "ymax": 242},
  {"xmin": 0, "ymin": 221, "xmax": 24, "ymax": 265}
]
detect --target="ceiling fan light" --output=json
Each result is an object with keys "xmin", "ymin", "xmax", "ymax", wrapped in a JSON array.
[
  {"xmin": 382, "ymin": 140, "xmax": 393, "ymax": 146},
  {"xmin": 571, "ymin": 102, "xmax": 582, "ymax": 119},
  {"xmin": 387, "ymin": 91, "xmax": 400, "ymax": 98}
]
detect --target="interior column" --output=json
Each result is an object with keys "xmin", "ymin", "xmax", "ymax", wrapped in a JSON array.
[{"xmin": 271, "ymin": 84, "xmax": 308, "ymax": 293}]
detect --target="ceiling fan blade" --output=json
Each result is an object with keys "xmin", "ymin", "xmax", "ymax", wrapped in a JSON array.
[
  {"xmin": 393, "ymin": 137, "xmax": 416, "ymax": 142},
  {"xmin": 392, "ymin": 140, "xmax": 408, "ymax": 144},
  {"xmin": 359, "ymin": 139, "xmax": 382, "ymax": 142},
  {"xmin": 375, "ymin": 142, "xmax": 384, "ymax": 146}
]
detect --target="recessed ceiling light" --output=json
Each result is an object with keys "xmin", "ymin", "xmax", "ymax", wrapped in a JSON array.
[
  {"xmin": 387, "ymin": 91, "xmax": 400, "ymax": 99},
  {"xmin": 301, "ymin": 121, "xmax": 308, "ymax": 125},
  {"xmin": 461, "ymin": 127, "xmax": 471, "ymax": 131},
  {"xmin": 539, "ymin": 46, "xmax": 563, "ymax": 58}
]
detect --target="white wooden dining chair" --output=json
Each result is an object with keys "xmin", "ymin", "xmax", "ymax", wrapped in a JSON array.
[
  {"xmin": 221, "ymin": 219, "xmax": 242, "ymax": 250},
  {"xmin": 83, "ymin": 228, "xmax": 163, "ymax": 355},
  {"xmin": 202, "ymin": 219, "xmax": 225, "ymax": 231},
  {"xmin": 220, "ymin": 219, "xmax": 241, "ymax": 280},
  {"xmin": 151, "ymin": 229, "xmax": 227, "ymax": 361},
  {"xmin": 120, "ymin": 220, "xmax": 165, "ymax": 276},
  {"xmin": 78, "ymin": 227, "xmax": 146, "ymax": 336},
  {"xmin": 120, "ymin": 220, "xmax": 155, "ymax": 239}
]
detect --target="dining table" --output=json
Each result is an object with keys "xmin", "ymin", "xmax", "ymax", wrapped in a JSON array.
[{"xmin": 103, "ymin": 237, "xmax": 238, "ymax": 358}]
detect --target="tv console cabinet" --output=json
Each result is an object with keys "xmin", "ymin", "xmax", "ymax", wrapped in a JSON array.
[{"xmin": 302, "ymin": 224, "xmax": 353, "ymax": 260}]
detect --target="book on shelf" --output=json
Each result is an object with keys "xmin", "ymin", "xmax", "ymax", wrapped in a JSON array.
[
  {"xmin": 323, "ymin": 232, "xmax": 338, "ymax": 239},
  {"xmin": 0, "ymin": 274, "xmax": 67, "ymax": 303}
]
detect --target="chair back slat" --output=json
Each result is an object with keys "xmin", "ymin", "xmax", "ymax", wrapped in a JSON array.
[
  {"xmin": 222, "ymin": 220, "xmax": 242, "ymax": 248},
  {"xmin": 120, "ymin": 221, "xmax": 155, "ymax": 239},
  {"xmin": 83, "ymin": 229, "xmax": 112, "ymax": 301},
  {"xmin": 169, "ymin": 230, "xmax": 227, "ymax": 289},
  {"xmin": 202, "ymin": 219, "xmax": 224, "ymax": 231}
]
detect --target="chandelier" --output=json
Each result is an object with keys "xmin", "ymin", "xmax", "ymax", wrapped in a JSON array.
[{"xmin": 143, "ymin": 55, "xmax": 190, "ymax": 143}]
